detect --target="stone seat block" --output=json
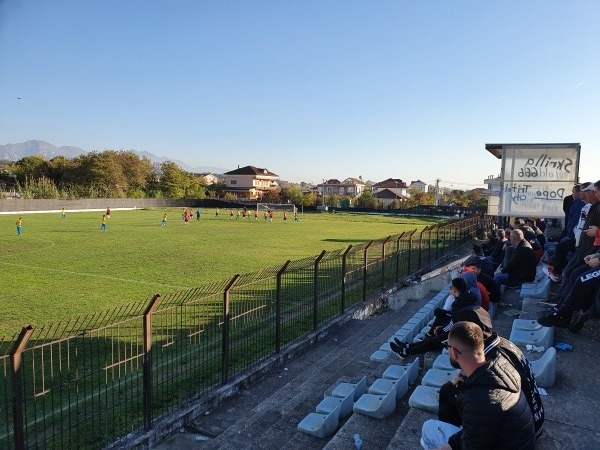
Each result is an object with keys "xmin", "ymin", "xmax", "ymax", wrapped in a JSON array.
[
  {"xmin": 297, "ymin": 410, "xmax": 339, "ymax": 438},
  {"xmin": 509, "ymin": 326, "xmax": 554, "ymax": 350},
  {"xmin": 421, "ymin": 368, "xmax": 460, "ymax": 388},
  {"xmin": 353, "ymin": 389, "xmax": 396, "ymax": 419},
  {"xmin": 383, "ymin": 358, "xmax": 420, "ymax": 385},
  {"xmin": 530, "ymin": 347, "xmax": 557, "ymax": 388},
  {"xmin": 370, "ymin": 350, "xmax": 390, "ymax": 362},
  {"xmin": 432, "ymin": 354, "xmax": 454, "ymax": 371},
  {"xmin": 316, "ymin": 396, "xmax": 342, "ymax": 415},
  {"xmin": 512, "ymin": 319, "xmax": 544, "ymax": 332},
  {"xmin": 520, "ymin": 277, "xmax": 551, "ymax": 299},
  {"xmin": 332, "ymin": 375, "xmax": 367, "ymax": 402},
  {"xmin": 368, "ymin": 378, "xmax": 399, "ymax": 399},
  {"xmin": 408, "ymin": 385, "xmax": 440, "ymax": 414},
  {"xmin": 380, "ymin": 342, "xmax": 392, "ymax": 352}
]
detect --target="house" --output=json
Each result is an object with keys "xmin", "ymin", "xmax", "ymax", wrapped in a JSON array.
[
  {"xmin": 317, "ymin": 177, "xmax": 367, "ymax": 198},
  {"xmin": 409, "ymin": 180, "xmax": 429, "ymax": 193},
  {"xmin": 374, "ymin": 188, "xmax": 409, "ymax": 207},
  {"xmin": 372, "ymin": 178, "xmax": 410, "ymax": 198},
  {"xmin": 222, "ymin": 165, "xmax": 280, "ymax": 199},
  {"xmin": 199, "ymin": 173, "xmax": 222, "ymax": 185}
]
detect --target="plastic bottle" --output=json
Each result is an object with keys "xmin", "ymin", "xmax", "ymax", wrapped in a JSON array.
[{"xmin": 354, "ymin": 433, "xmax": 362, "ymax": 449}]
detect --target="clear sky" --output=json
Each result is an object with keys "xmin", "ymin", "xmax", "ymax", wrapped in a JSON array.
[{"xmin": 1, "ymin": 1, "xmax": 598, "ymax": 187}]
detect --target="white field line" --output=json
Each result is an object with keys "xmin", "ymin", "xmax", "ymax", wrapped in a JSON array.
[
  {"xmin": 0, "ymin": 260, "xmax": 185, "ymax": 289},
  {"xmin": 0, "ymin": 207, "xmax": 138, "ymax": 215}
]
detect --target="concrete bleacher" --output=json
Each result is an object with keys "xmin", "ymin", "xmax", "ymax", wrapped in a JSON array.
[{"xmin": 153, "ymin": 258, "xmax": 600, "ymax": 450}]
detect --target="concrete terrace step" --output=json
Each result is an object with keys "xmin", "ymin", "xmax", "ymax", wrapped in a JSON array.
[{"xmin": 154, "ymin": 287, "xmax": 447, "ymax": 450}]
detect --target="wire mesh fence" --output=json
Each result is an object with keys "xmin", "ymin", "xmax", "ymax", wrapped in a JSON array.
[{"xmin": 1, "ymin": 215, "xmax": 490, "ymax": 449}]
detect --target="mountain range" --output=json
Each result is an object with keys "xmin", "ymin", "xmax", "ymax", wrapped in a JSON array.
[{"xmin": 0, "ymin": 140, "xmax": 229, "ymax": 174}]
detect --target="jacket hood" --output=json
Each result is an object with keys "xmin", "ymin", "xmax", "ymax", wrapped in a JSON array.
[{"xmin": 460, "ymin": 271, "xmax": 482, "ymax": 305}]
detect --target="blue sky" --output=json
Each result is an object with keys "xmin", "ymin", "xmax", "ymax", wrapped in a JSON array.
[{"xmin": 1, "ymin": 1, "xmax": 598, "ymax": 187}]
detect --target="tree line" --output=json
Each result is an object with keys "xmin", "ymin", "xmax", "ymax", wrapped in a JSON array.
[
  {"xmin": 1, "ymin": 151, "xmax": 487, "ymax": 208},
  {"xmin": 1, "ymin": 151, "xmax": 210, "ymax": 199}
]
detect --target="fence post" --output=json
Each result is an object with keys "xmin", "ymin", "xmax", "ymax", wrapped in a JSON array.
[
  {"xmin": 407, "ymin": 231, "xmax": 414, "ymax": 275},
  {"xmin": 276, "ymin": 261, "xmax": 291, "ymax": 353},
  {"xmin": 395, "ymin": 232, "xmax": 405, "ymax": 281},
  {"xmin": 222, "ymin": 274, "xmax": 240, "ymax": 384},
  {"xmin": 418, "ymin": 226, "xmax": 428, "ymax": 269},
  {"xmin": 435, "ymin": 225, "xmax": 441, "ymax": 260},
  {"xmin": 313, "ymin": 251, "xmax": 327, "ymax": 330},
  {"xmin": 381, "ymin": 236, "xmax": 391, "ymax": 287},
  {"xmin": 142, "ymin": 294, "xmax": 161, "ymax": 431},
  {"xmin": 10, "ymin": 325, "xmax": 34, "ymax": 450},
  {"xmin": 341, "ymin": 245, "xmax": 353, "ymax": 314},
  {"xmin": 363, "ymin": 241, "xmax": 374, "ymax": 301}
]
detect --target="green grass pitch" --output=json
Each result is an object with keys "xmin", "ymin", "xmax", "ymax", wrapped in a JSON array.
[{"xmin": 0, "ymin": 208, "xmax": 437, "ymax": 338}]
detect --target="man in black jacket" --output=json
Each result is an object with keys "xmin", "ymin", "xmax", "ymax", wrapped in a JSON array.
[
  {"xmin": 493, "ymin": 229, "xmax": 537, "ymax": 288},
  {"xmin": 420, "ymin": 321, "xmax": 535, "ymax": 450}
]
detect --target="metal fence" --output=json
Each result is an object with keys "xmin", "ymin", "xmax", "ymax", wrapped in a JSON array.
[{"xmin": 0, "ymin": 215, "xmax": 488, "ymax": 449}]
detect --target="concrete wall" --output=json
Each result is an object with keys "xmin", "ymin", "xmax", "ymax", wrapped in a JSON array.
[{"xmin": 0, "ymin": 198, "xmax": 194, "ymax": 214}]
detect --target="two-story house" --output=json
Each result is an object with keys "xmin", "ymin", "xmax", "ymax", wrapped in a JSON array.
[
  {"xmin": 222, "ymin": 165, "xmax": 279, "ymax": 199},
  {"xmin": 409, "ymin": 180, "xmax": 429, "ymax": 193},
  {"xmin": 371, "ymin": 178, "xmax": 410, "ymax": 206},
  {"xmin": 317, "ymin": 177, "xmax": 367, "ymax": 198}
]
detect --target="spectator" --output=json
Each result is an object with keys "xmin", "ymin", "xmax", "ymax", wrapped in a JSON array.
[
  {"xmin": 390, "ymin": 278, "xmax": 478, "ymax": 358},
  {"xmin": 420, "ymin": 321, "xmax": 535, "ymax": 450},
  {"xmin": 436, "ymin": 308, "xmax": 545, "ymax": 438},
  {"xmin": 463, "ymin": 259, "xmax": 501, "ymax": 306},
  {"xmin": 490, "ymin": 229, "xmax": 509, "ymax": 269},
  {"xmin": 464, "ymin": 244, "xmax": 494, "ymax": 278},
  {"xmin": 494, "ymin": 229, "xmax": 537, "ymax": 288}
]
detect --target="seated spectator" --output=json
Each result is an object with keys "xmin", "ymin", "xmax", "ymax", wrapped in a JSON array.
[
  {"xmin": 463, "ymin": 259, "xmax": 500, "ymax": 307},
  {"xmin": 490, "ymin": 229, "xmax": 509, "ymax": 269},
  {"xmin": 538, "ymin": 252, "xmax": 600, "ymax": 327},
  {"xmin": 543, "ymin": 218, "xmax": 562, "ymax": 243},
  {"xmin": 464, "ymin": 244, "xmax": 495, "ymax": 278},
  {"xmin": 525, "ymin": 218, "xmax": 546, "ymax": 249},
  {"xmin": 494, "ymin": 229, "xmax": 537, "ymax": 288},
  {"xmin": 390, "ymin": 277, "xmax": 477, "ymax": 357},
  {"xmin": 420, "ymin": 321, "xmax": 535, "ymax": 450},
  {"xmin": 436, "ymin": 308, "xmax": 544, "ymax": 438}
]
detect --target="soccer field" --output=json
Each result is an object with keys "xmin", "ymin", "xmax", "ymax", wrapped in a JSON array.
[{"xmin": 0, "ymin": 208, "xmax": 437, "ymax": 337}]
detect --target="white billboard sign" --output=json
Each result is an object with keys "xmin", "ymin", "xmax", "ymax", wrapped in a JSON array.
[{"xmin": 499, "ymin": 145, "xmax": 580, "ymax": 218}]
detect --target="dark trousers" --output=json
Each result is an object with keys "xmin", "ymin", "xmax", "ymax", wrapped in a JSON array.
[
  {"xmin": 406, "ymin": 333, "xmax": 447, "ymax": 355},
  {"xmin": 556, "ymin": 266, "xmax": 600, "ymax": 316},
  {"xmin": 553, "ymin": 237, "xmax": 575, "ymax": 273},
  {"xmin": 438, "ymin": 382, "xmax": 462, "ymax": 426}
]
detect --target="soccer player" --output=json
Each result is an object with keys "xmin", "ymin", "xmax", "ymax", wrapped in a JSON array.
[
  {"xmin": 269, "ymin": 210, "xmax": 274, "ymax": 222},
  {"xmin": 196, "ymin": 209, "xmax": 201, "ymax": 221},
  {"xmin": 61, "ymin": 208, "xmax": 66, "ymax": 218},
  {"xmin": 294, "ymin": 212, "xmax": 299, "ymax": 223},
  {"xmin": 264, "ymin": 210, "xmax": 268, "ymax": 222},
  {"xmin": 229, "ymin": 209, "xmax": 234, "ymax": 220},
  {"xmin": 106, "ymin": 207, "xmax": 111, "ymax": 219},
  {"xmin": 100, "ymin": 215, "xmax": 107, "ymax": 231},
  {"xmin": 236, "ymin": 209, "xmax": 241, "ymax": 221},
  {"xmin": 16, "ymin": 217, "xmax": 23, "ymax": 236},
  {"xmin": 283, "ymin": 211, "xmax": 288, "ymax": 223},
  {"xmin": 162, "ymin": 213, "xmax": 167, "ymax": 226},
  {"xmin": 254, "ymin": 210, "xmax": 258, "ymax": 221},
  {"xmin": 184, "ymin": 210, "xmax": 190, "ymax": 225},
  {"xmin": 215, "ymin": 208, "xmax": 220, "ymax": 218}
]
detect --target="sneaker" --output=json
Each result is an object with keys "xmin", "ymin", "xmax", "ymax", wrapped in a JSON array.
[
  {"xmin": 537, "ymin": 314, "xmax": 558, "ymax": 327},
  {"xmin": 543, "ymin": 266, "xmax": 562, "ymax": 283},
  {"xmin": 390, "ymin": 341, "xmax": 408, "ymax": 358},
  {"xmin": 569, "ymin": 310, "xmax": 588, "ymax": 333}
]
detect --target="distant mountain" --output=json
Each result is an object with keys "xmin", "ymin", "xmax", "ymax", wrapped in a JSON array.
[{"xmin": 0, "ymin": 140, "xmax": 229, "ymax": 174}]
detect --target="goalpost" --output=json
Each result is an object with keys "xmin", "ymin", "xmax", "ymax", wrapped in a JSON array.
[{"xmin": 256, "ymin": 203, "xmax": 297, "ymax": 214}]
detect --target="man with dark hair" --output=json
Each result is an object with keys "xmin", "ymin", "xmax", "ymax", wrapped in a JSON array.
[
  {"xmin": 420, "ymin": 322, "xmax": 535, "ymax": 450},
  {"xmin": 490, "ymin": 229, "xmax": 508, "ymax": 269},
  {"xmin": 465, "ymin": 244, "xmax": 495, "ymax": 277}
]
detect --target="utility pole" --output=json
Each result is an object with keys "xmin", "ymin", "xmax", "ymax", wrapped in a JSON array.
[{"xmin": 434, "ymin": 178, "xmax": 440, "ymax": 206}]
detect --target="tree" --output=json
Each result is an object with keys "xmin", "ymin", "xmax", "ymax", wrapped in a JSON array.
[
  {"xmin": 159, "ymin": 162, "xmax": 186, "ymax": 198},
  {"xmin": 326, "ymin": 194, "xmax": 340, "ymax": 208},
  {"xmin": 355, "ymin": 189, "xmax": 377, "ymax": 208},
  {"xmin": 302, "ymin": 191, "xmax": 317, "ymax": 206},
  {"xmin": 280, "ymin": 184, "xmax": 304, "ymax": 205},
  {"xmin": 14, "ymin": 155, "xmax": 49, "ymax": 181}
]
